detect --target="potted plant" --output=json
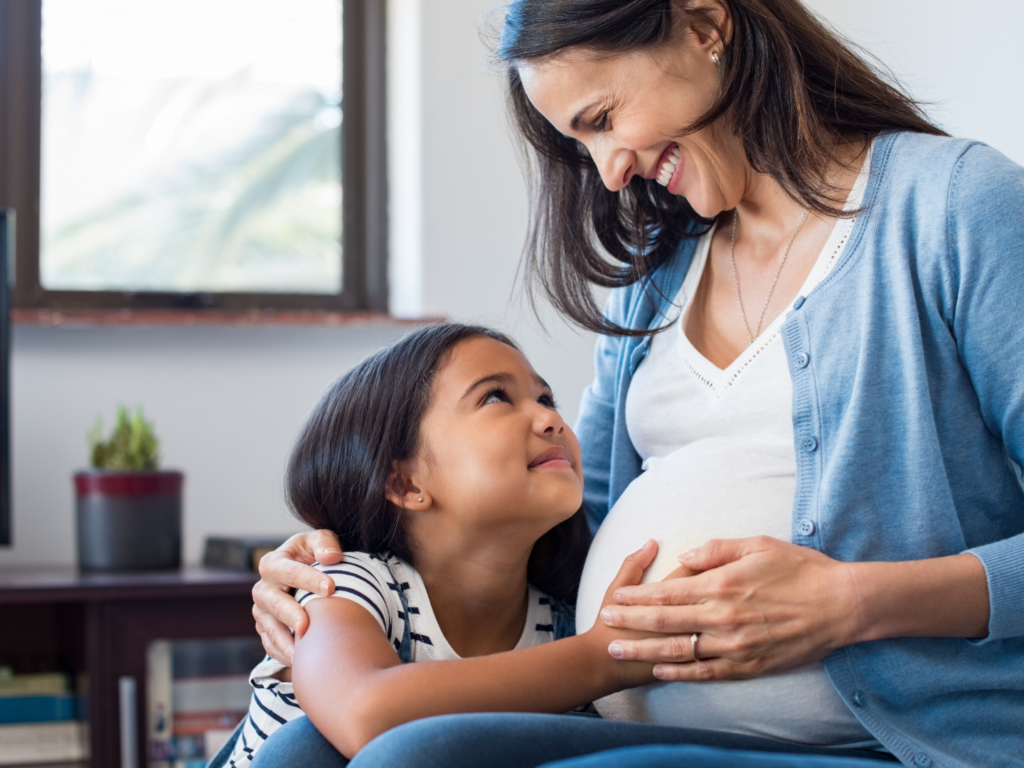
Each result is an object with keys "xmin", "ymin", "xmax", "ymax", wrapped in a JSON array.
[{"xmin": 75, "ymin": 406, "xmax": 183, "ymax": 572}]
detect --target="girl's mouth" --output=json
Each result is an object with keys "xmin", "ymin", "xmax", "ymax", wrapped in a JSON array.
[
  {"xmin": 655, "ymin": 143, "xmax": 682, "ymax": 190},
  {"xmin": 528, "ymin": 446, "xmax": 573, "ymax": 469}
]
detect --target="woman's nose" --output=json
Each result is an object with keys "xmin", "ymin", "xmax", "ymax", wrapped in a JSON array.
[{"xmin": 591, "ymin": 145, "xmax": 636, "ymax": 192}]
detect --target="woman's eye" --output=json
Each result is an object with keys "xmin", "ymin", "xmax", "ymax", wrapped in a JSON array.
[
  {"xmin": 595, "ymin": 111, "xmax": 609, "ymax": 132},
  {"xmin": 539, "ymin": 393, "xmax": 558, "ymax": 409}
]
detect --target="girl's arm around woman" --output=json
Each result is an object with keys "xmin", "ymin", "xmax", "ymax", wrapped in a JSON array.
[{"xmin": 292, "ymin": 544, "xmax": 658, "ymax": 758}]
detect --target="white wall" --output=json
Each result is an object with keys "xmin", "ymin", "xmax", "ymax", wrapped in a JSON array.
[
  {"xmin": 4, "ymin": 0, "xmax": 1022, "ymax": 567},
  {"xmin": 0, "ymin": 0, "xmax": 597, "ymax": 568},
  {"xmin": 803, "ymin": 0, "xmax": 1024, "ymax": 165}
]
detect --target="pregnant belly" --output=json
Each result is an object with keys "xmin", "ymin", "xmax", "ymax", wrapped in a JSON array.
[{"xmin": 575, "ymin": 445, "xmax": 874, "ymax": 746}]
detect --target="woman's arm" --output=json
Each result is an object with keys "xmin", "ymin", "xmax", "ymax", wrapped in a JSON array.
[
  {"xmin": 600, "ymin": 536, "xmax": 989, "ymax": 681},
  {"xmin": 293, "ymin": 544, "xmax": 658, "ymax": 757}
]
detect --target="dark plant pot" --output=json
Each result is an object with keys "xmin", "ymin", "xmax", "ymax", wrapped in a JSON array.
[{"xmin": 74, "ymin": 471, "xmax": 184, "ymax": 572}]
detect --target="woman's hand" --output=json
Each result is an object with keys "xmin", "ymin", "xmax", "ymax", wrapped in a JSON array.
[
  {"xmin": 252, "ymin": 530, "xmax": 345, "ymax": 664},
  {"xmin": 599, "ymin": 536, "xmax": 860, "ymax": 682}
]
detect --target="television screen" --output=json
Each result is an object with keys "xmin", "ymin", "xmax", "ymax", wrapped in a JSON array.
[{"xmin": 0, "ymin": 209, "xmax": 11, "ymax": 545}]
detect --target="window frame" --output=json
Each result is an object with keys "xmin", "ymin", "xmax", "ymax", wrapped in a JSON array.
[{"xmin": 0, "ymin": 0, "xmax": 387, "ymax": 314}]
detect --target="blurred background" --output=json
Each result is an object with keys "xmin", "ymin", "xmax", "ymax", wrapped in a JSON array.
[{"xmin": 2, "ymin": 0, "xmax": 1023, "ymax": 570}]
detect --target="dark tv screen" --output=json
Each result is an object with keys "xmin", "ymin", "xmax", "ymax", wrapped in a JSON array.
[{"xmin": 0, "ymin": 209, "xmax": 10, "ymax": 546}]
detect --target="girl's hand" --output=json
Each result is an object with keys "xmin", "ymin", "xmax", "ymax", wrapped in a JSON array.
[
  {"xmin": 599, "ymin": 536, "xmax": 859, "ymax": 682},
  {"xmin": 584, "ymin": 540, "xmax": 672, "ymax": 689},
  {"xmin": 252, "ymin": 530, "xmax": 345, "ymax": 664}
]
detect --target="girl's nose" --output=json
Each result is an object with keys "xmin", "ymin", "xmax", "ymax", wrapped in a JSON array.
[{"xmin": 534, "ymin": 405, "xmax": 566, "ymax": 435}]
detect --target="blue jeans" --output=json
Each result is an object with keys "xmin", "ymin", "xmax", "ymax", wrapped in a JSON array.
[{"xmin": 250, "ymin": 713, "xmax": 897, "ymax": 768}]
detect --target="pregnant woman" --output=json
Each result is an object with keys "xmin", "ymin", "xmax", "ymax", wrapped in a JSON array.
[{"xmin": 250, "ymin": 1, "xmax": 1024, "ymax": 766}]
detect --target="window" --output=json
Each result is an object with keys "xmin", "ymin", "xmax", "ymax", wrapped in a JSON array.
[{"xmin": 0, "ymin": 0, "xmax": 386, "ymax": 313}]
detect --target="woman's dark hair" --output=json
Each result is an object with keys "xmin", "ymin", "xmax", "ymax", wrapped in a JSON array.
[
  {"xmin": 286, "ymin": 323, "xmax": 592, "ymax": 603},
  {"xmin": 498, "ymin": 0, "xmax": 947, "ymax": 336}
]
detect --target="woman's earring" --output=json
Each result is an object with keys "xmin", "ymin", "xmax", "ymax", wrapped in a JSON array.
[
  {"xmin": 712, "ymin": 51, "xmax": 720, "ymax": 65},
  {"xmin": 417, "ymin": 497, "xmax": 424, "ymax": 503}
]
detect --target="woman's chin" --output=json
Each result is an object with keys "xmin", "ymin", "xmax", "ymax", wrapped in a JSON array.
[{"xmin": 678, "ymin": 191, "xmax": 721, "ymax": 220}]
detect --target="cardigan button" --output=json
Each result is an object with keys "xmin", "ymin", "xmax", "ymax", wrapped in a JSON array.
[
  {"xmin": 794, "ymin": 295, "xmax": 806, "ymax": 309},
  {"xmin": 802, "ymin": 436, "xmax": 819, "ymax": 452},
  {"xmin": 795, "ymin": 352, "xmax": 810, "ymax": 368},
  {"xmin": 797, "ymin": 520, "xmax": 816, "ymax": 537},
  {"xmin": 915, "ymin": 754, "xmax": 932, "ymax": 767},
  {"xmin": 852, "ymin": 691, "xmax": 865, "ymax": 707}
]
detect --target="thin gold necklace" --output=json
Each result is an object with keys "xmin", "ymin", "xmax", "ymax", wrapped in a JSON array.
[{"xmin": 729, "ymin": 208, "xmax": 809, "ymax": 345}]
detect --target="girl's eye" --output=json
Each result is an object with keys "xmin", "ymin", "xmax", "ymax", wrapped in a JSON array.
[
  {"xmin": 539, "ymin": 393, "xmax": 558, "ymax": 409},
  {"xmin": 482, "ymin": 387, "xmax": 510, "ymax": 405},
  {"xmin": 595, "ymin": 111, "xmax": 609, "ymax": 133}
]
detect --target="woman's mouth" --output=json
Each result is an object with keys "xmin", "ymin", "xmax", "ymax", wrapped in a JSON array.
[
  {"xmin": 655, "ymin": 143, "xmax": 681, "ymax": 189},
  {"xmin": 528, "ymin": 446, "xmax": 573, "ymax": 469}
]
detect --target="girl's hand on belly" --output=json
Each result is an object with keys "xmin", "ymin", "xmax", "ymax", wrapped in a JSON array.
[
  {"xmin": 582, "ymin": 540, "xmax": 667, "ymax": 690},
  {"xmin": 597, "ymin": 536, "xmax": 859, "ymax": 682}
]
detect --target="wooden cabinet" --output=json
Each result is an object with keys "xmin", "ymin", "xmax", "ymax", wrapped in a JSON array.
[{"xmin": 0, "ymin": 568, "xmax": 258, "ymax": 767}]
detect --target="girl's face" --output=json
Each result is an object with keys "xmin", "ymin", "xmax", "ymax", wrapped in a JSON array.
[
  {"xmin": 410, "ymin": 336, "xmax": 583, "ymax": 534},
  {"xmin": 517, "ymin": 34, "xmax": 747, "ymax": 219}
]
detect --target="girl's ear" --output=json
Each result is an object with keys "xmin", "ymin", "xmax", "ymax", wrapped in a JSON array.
[{"xmin": 386, "ymin": 460, "xmax": 432, "ymax": 510}]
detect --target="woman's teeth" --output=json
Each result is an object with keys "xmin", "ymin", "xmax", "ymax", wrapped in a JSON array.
[{"xmin": 656, "ymin": 146, "xmax": 681, "ymax": 187}]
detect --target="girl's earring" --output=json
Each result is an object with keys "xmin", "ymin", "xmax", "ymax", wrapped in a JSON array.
[
  {"xmin": 417, "ymin": 497, "xmax": 424, "ymax": 503},
  {"xmin": 712, "ymin": 51, "xmax": 720, "ymax": 65}
]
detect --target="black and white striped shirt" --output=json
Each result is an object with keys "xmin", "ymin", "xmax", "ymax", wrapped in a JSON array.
[{"xmin": 228, "ymin": 552, "xmax": 558, "ymax": 766}]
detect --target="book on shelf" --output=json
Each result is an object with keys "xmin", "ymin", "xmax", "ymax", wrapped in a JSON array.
[
  {"xmin": 0, "ymin": 671, "xmax": 70, "ymax": 698},
  {"xmin": 202, "ymin": 536, "xmax": 287, "ymax": 572},
  {"xmin": 148, "ymin": 640, "xmax": 174, "ymax": 768},
  {"xmin": 0, "ymin": 721, "xmax": 89, "ymax": 766},
  {"xmin": 147, "ymin": 637, "xmax": 263, "ymax": 767},
  {"xmin": 0, "ymin": 694, "xmax": 86, "ymax": 724}
]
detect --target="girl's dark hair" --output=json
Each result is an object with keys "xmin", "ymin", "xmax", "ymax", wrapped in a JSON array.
[
  {"xmin": 498, "ymin": 0, "xmax": 947, "ymax": 336},
  {"xmin": 286, "ymin": 323, "xmax": 592, "ymax": 603}
]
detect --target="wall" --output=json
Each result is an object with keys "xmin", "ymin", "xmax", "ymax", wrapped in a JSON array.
[
  {"xmin": 4, "ymin": 0, "xmax": 1022, "ymax": 567},
  {"xmin": 0, "ymin": 0, "xmax": 597, "ymax": 568},
  {"xmin": 803, "ymin": 0, "xmax": 1024, "ymax": 164}
]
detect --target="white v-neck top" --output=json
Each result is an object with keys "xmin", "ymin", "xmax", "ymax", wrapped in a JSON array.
[{"xmin": 575, "ymin": 146, "xmax": 882, "ymax": 747}]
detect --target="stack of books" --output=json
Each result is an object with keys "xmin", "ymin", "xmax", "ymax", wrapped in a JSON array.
[
  {"xmin": 148, "ymin": 639, "xmax": 263, "ymax": 768},
  {"xmin": 0, "ymin": 669, "xmax": 88, "ymax": 765}
]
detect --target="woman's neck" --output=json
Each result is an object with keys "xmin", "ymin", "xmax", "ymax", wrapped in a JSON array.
[
  {"xmin": 733, "ymin": 139, "xmax": 868, "ymax": 257},
  {"xmin": 409, "ymin": 527, "xmax": 537, "ymax": 658}
]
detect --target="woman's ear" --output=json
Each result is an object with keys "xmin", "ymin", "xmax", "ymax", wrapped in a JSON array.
[
  {"xmin": 672, "ymin": 0, "xmax": 734, "ymax": 50},
  {"xmin": 386, "ymin": 460, "xmax": 432, "ymax": 511}
]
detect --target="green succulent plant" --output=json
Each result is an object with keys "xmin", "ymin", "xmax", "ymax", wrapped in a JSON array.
[{"xmin": 88, "ymin": 406, "xmax": 160, "ymax": 471}]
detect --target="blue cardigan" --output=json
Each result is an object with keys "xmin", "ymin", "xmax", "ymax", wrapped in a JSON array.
[{"xmin": 574, "ymin": 131, "xmax": 1024, "ymax": 768}]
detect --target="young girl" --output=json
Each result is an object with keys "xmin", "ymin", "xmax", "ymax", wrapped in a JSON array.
[{"xmin": 226, "ymin": 323, "xmax": 659, "ymax": 765}]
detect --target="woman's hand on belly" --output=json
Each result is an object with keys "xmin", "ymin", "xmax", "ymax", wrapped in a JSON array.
[{"xmin": 598, "ymin": 536, "xmax": 859, "ymax": 682}]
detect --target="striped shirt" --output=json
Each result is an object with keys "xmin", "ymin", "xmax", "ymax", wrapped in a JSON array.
[{"xmin": 228, "ymin": 551, "xmax": 558, "ymax": 766}]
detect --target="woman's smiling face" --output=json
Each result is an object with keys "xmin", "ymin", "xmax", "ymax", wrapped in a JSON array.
[{"xmin": 517, "ymin": 35, "xmax": 748, "ymax": 219}]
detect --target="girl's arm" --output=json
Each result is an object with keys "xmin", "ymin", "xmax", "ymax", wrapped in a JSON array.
[{"xmin": 291, "ymin": 544, "xmax": 658, "ymax": 758}]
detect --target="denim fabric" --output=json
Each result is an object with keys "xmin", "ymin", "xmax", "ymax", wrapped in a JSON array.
[
  {"xmin": 346, "ymin": 714, "xmax": 897, "ymax": 768},
  {"xmin": 542, "ymin": 744, "xmax": 894, "ymax": 768},
  {"xmin": 248, "ymin": 716, "xmax": 349, "ymax": 768},
  {"xmin": 573, "ymin": 131, "xmax": 1024, "ymax": 767}
]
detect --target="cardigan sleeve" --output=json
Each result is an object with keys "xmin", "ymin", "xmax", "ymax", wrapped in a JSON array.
[{"xmin": 947, "ymin": 142, "xmax": 1024, "ymax": 641}]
